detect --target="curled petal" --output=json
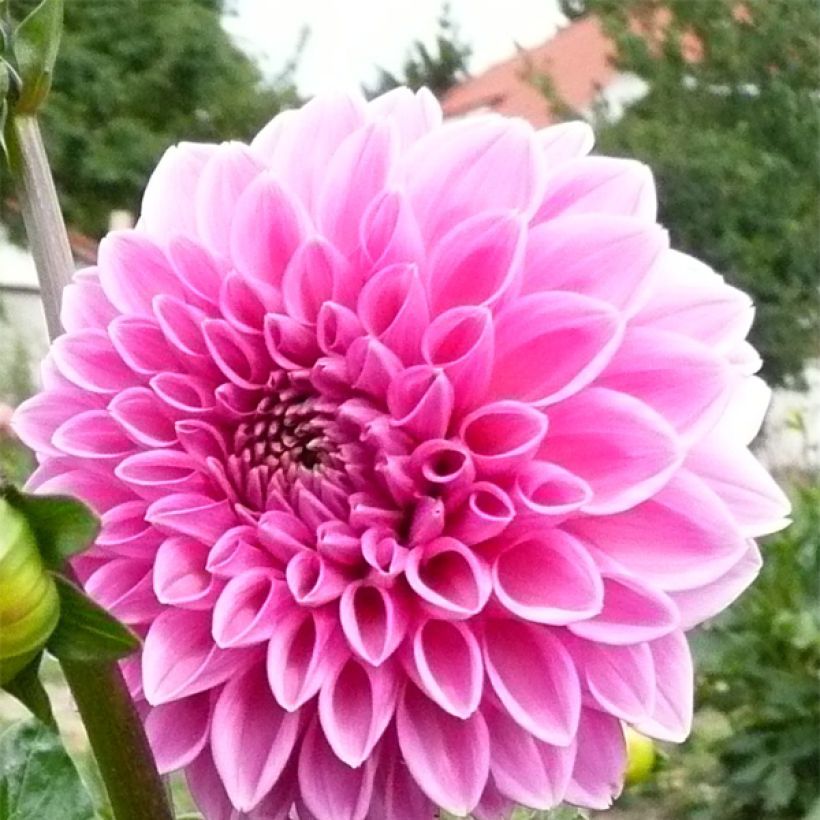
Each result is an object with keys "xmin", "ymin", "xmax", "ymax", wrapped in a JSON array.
[
  {"xmin": 405, "ymin": 537, "xmax": 492, "ymax": 619},
  {"xmin": 421, "ymin": 306, "xmax": 494, "ymax": 414},
  {"xmin": 388, "ymin": 365, "xmax": 454, "ymax": 441},
  {"xmin": 202, "ymin": 319, "xmax": 266, "ymax": 388},
  {"xmin": 146, "ymin": 493, "xmax": 236, "ymax": 544},
  {"xmin": 61, "ymin": 275, "xmax": 117, "ymax": 332},
  {"xmin": 460, "ymin": 401, "xmax": 548, "ymax": 478},
  {"xmin": 410, "ymin": 618, "xmax": 483, "ymax": 718},
  {"xmin": 52, "ymin": 329, "xmax": 135, "ymax": 394},
  {"xmin": 109, "ymin": 315, "xmax": 177, "ymax": 375},
  {"xmin": 492, "ymin": 530, "xmax": 603, "ymax": 625},
  {"xmin": 267, "ymin": 607, "xmax": 345, "ymax": 711},
  {"xmin": 153, "ymin": 536, "xmax": 218, "ymax": 609},
  {"xmin": 212, "ymin": 568, "xmax": 289, "ymax": 647},
  {"xmin": 319, "ymin": 656, "xmax": 398, "ymax": 767},
  {"xmin": 316, "ymin": 302, "xmax": 364, "ymax": 355},
  {"xmin": 446, "ymin": 482, "xmax": 515, "ymax": 545},
  {"xmin": 397, "ymin": 682, "xmax": 490, "ymax": 817},
  {"xmin": 207, "ymin": 526, "xmax": 272, "ymax": 578},
  {"xmin": 115, "ymin": 450, "xmax": 208, "ymax": 499},
  {"xmin": 167, "ymin": 235, "xmax": 227, "ymax": 307},
  {"xmin": 12, "ymin": 389, "xmax": 101, "ymax": 456},
  {"xmin": 513, "ymin": 461, "xmax": 592, "ymax": 524},
  {"xmin": 286, "ymin": 550, "xmax": 349, "ymax": 606},
  {"xmin": 85, "ymin": 558, "xmax": 159, "ymax": 623},
  {"xmin": 368, "ymin": 86, "xmax": 441, "ymax": 146},
  {"xmin": 150, "ymin": 372, "xmax": 217, "ymax": 418},
  {"xmin": 427, "ymin": 210, "xmax": 525, "ymax": 315},
  {"xmin": 108, "ymin": 387, "xmax": 177, "ymax": 448},
  {"xmin": 409, "ymin": 439, "xmax": 475, "ymax": 498},
  {"xmin": 357, "ymin": 263, "xmax": 429, "ymax": 364},
  {"xmin": 346, "ymin": 336, "xmax": 403, "ymax": 399},
  {"xmin": 53, "ymin": 409, "xmax": 136, "ymax": 459},
  {"xmin": 483, "ymin": 618, "xmax": 580, "ymax": 746},
  {"xmin": 358, "ymin": 189, "xmax": 424, "ymax": 271},
  {"xmin": 340, "ymin": 581, "xmax": 408, "ymax": 666}
]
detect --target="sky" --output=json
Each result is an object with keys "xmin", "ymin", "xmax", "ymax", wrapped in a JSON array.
[{"xmin": 224, "ymin": 0, "xmax": 564, "ymax": 95}]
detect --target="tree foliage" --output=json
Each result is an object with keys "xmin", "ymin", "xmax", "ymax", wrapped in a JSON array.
[
  {"xmin": 367, "ymin": 3, "xmax": 471, "ymax": 98},
  {"xmin": 1, "ymin": 0, "xmax": 299, "ymax": 237},
  {"xmin": 559, "ymin": 0, "xmax": 820, "ymax": 385}
]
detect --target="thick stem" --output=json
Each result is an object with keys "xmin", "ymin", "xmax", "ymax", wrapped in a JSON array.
[{"xmin": 9, "ymin": 113, "xmax": 174, "ymax": 820}]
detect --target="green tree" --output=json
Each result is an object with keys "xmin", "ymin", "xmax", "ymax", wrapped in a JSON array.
[
  {"xmin": 558, "ymin": 0, "xmax": 820, "ymax": 386},
  {"xmin": 1, "ymin": 0, "xmax": 299, "ymax": 237},
  {"xmin": 367, "ymin": 3, "xmax": 471, "ymax": 98}
]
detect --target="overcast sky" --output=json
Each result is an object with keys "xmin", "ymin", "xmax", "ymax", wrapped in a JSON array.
[{"xmin": 224, "ymin": 1, "xmax": 563, "ymax": 95}]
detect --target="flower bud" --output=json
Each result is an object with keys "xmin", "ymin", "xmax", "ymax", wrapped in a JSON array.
[
  {"xmin": 624, "ymin": 726, "xmax": 657, "ymax": 786},
  {"xmin": 0, "ymin": 497, "xmax": 60, "ymax": 685}
]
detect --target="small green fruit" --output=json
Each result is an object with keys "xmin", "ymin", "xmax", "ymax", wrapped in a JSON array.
[
  {"xmin": 0, "ymin": 497, "xmax": 60, "ymax": 685},
  {"xmin": 624, "ymin": 726, "xmax": 656, "ymax": 786}
]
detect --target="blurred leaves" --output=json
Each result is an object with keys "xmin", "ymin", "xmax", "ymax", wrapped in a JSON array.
[{"xmin": 0, "ymin": 719, "xmax": 95, "ymax": 819}]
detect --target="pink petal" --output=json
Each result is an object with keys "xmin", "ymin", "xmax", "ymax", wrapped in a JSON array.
[
  {"xmin": 286, "ymin": 550, "xmax": 349, "ymax": 607},
  {"xmin": 421, "ymin": 305, "xmax": 494, "ymax": 414},
  {"xmin": 565, "ymin": 708, "xmax": 626, "ymax": 810},
  {"xmin": 84, "ymin": 558, "xmax": 159, "ymax": 623},
  {"xmin": 537, "ymin": 120, "xmax": 594, "ymax": 165},
  {"xmin": 635, "ymin": 249, "xmax": 754, "ymax": 352},
  {"xmin": 108, "ymin": 387, "xmax": 178, "ymax": 448},
  {"xmin": 358, "ymin": 190, "xmax": 424, "ymax": 272},
  {"xmin": 195, "ymin": 141, "xmax": 264, "ymax": 256},
  {"xmin": 635, "ymin": 631, "xmax": 693, "ymax": 743},
  {"xmin": 513, "ymin": 461, "xmax": 592, "ymax": 524},
  {"xmin": 405, "ymin": 537, "xmax": 492, "ymax": 619},
  {"xmin": 140, "ymin": 142, "xmax": 217, "ymax": 243},
  {"xmin": 98, "ymin": 230, "xmax": 185, "ymax": 315},
  {"xmin": 522, "ymin": 214, "xmax": 666, "ymax": 314},
  {"xmin": 207, "ymin": 526, "xmax": 273, "ymax": 579},
  {"xmin": 446, "ymin": 482, "xmax": 515, "ymax": 545},
  {"xmin": 535, "ymin": 156, "xmax": 656, "ymax": 223},
  {"xmin": 357, "ymin": 263, "xmax": 429, "ymax": 364},
  {"xmin": 410, "ymin": 618, "xmax": 483, "ymax": 718},
  {"xmin": 230, "ymin": 171, "xmax": 309, "ymax": 288},
  {"xmin": 267, "ymin": 607, "xmax": 345, "ymax": 711},
  {"xmin": 671, "ymin": 541, "xmax": 762, "ymax": 629},
  {"xmin": 387, "ymin": 365, "xmax": 454, "ymax": 441},
  {"xmin": 491, "ymin": 292, "xmax": 623, "ymax": 405},
  {"xmin": 115, "ymin": 450, "xmax": 208, "ymax": 500},
  {"xmin": 185, "ymin": 747, "xmax": 235, "ymax": 820},
  {"xmin": 12, "ymin": 389, "xmax": 101, "ymax": 456},
  {"xmin": 52, "ymin": 329, "xmax": 136, "ymax": 394},
  {"xmin": 368, "ymin": 86, "xmax": 441, "ymax": 147},
  {"xmin": 340, "ymin": 582, "xmax": 408, "ymax": 666},
  {"xmin": 146, "ymin": 493, "xmax": 236, "ymax": 544},
  {"xmin": 484, "ymin": 701, "xmax": 576, "ymax": 810},
  {"xmin": 150, "ymin": 372, "xmax": 217, "ymax": 418},
  {"xmin": 109, "ymin": 315, "xmax": 178, "ymax": 376},
  {"xmin": 298, "ymin": 717, "xmax": 376, "ymax": 820},
  {"xmin": 152, "ymin": 536, "xmax": 218, "ymax": 609},
  {"xmin": 144, "ymin": 693, "xmax": 211, "ymax": 774},
  {"xmin": 396, "ymin": 683, "xmax": 490, "ymax": 816},
  {"xmin": 427, "ymin": 210, "xmax": 525, "ymax": 315},
  {"xmin": 404, "ymin": 115, "xmax": 545, "ymax": 241},
  {"xmin": 317, "ymin": 121, "xmax": 396, "ymax": 255},
  {"xmin": 212, "ymin": 568, "xmax": 288, "ymax": 648},
  {"xmin": 492, "ymin": 530, "xmax": 603, "ymax": 625},
  {"xmin": 409, "ymin": 439, "xmax": 475, "ymax": 498},
  {"xmin": 685, "ymin": 435, "xmax": 791, "ymax": 537},
  {"xmin": 597, "ymin": 326, "xmax": 733, "ymax": 441},
  {"xmin": 167, "ymin": 235, "xmax": 227, "ymax": 307},
  {"xmin": 142, "ymin": 608, "xmax": 249, "ymax": 705},
  {"xmin": 369, "ymin": 727, "xmax": 436, "ymax": 819},
  {"xmin": 570, "ymin": 470, "xmax": 749, "ymax": 591},
  {"xmin": 575, "ymin": 638, "xmax": 656, "ymax": 722},
  {"xmin": 211, "ymin": 664, "xmax": 300, "ymax": 811},
  {"xmin": 346, "ymin": 336, "xmax": 403, "ymax": 399},
  {"xmin": 483, "ymin": 618, "xmax": 580, "ymax": 745},
  {"xmin": 60, "ymin": 276, "xmax": 117, "ymax": 332},
  {"xmin": 540, "ymin": 387, "xmax": 681, "ymax": 514},
  {"xmin": 316, "ymin": 302, "xmax": 364, "ymax": 356},
  {"xmin": 318, "ymin": 656, "xmax": 398, "ymax": 767},
  {"xmin": 568, "ymin": 570, "xmax": 680, "ymax": 645},
  {"xmin": 202, "ymin": 319, "xmax": 266, "ymax": 388},
  {"xmin": 460, "ymin": 401, "xmax": 548, "ymax": 478},
  {"xmin": 52, "ymin": 409, "xmax": 136, "ymax": 459}
]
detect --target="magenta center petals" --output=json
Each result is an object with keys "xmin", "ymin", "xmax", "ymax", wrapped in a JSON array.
[{"xmin": 13, "ymin": 87, "xmax": 790, "ymax": 820}]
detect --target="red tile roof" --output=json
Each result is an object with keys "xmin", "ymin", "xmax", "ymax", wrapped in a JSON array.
[{"xmin": 442, "ymin": 17, "xmax": 617, "ymax": 127}]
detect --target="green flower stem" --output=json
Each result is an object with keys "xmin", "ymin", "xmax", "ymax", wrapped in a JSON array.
[{"xmin": 8, "ymin": 112, "xmax": 174, "ymax": 820}]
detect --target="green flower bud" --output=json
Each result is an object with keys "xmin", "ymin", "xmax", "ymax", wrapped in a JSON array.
[
  {"xmin": 624, "ymin": 726, "xmax": 656, "ymax": 786},
  {"xmin": 0, "ymin": 497, "xmax": 60, "ymax": 685}
]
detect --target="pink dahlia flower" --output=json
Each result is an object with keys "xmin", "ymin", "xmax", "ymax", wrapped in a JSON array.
[{"xmin": 14, "ymin": 88, "xmax": 789, "ymax": 819}]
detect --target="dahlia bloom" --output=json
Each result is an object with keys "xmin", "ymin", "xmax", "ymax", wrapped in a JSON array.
[{"xmin": 14, "ymin": 88, "xmax": 789, "ymax": 819}]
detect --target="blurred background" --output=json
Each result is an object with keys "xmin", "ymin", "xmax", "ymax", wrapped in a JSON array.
[{"xmin": 0, "ymin": 1, "xmax": 818, "ymax": 818}]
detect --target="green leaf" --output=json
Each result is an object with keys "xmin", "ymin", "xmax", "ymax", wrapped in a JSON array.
[
  {"xmin": 2, "ymin": 487, "xmax": 99, "ymax": 569},
  {"xmin": 1, "ymin": 653, "xmax": 54, "ymax": 727},
  {"xmin": 11, "ymin": 0, "xmax": 63, "ymax": 113},
  {"xmin": 46, "ymin": 575, "xmax": 140, "ymax": 663},
  {"xmin": 0, "ymin": 719, "xmax": 95, "ymax": 820}
]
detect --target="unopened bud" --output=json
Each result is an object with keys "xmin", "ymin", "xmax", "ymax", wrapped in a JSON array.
[
  {"xmin": 624, "ymin": 726, "xmax": 656, "ymax": 786},
  {"xmin": 0, "ymin": 498, "xmax": 60, "ymax": 684}
]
